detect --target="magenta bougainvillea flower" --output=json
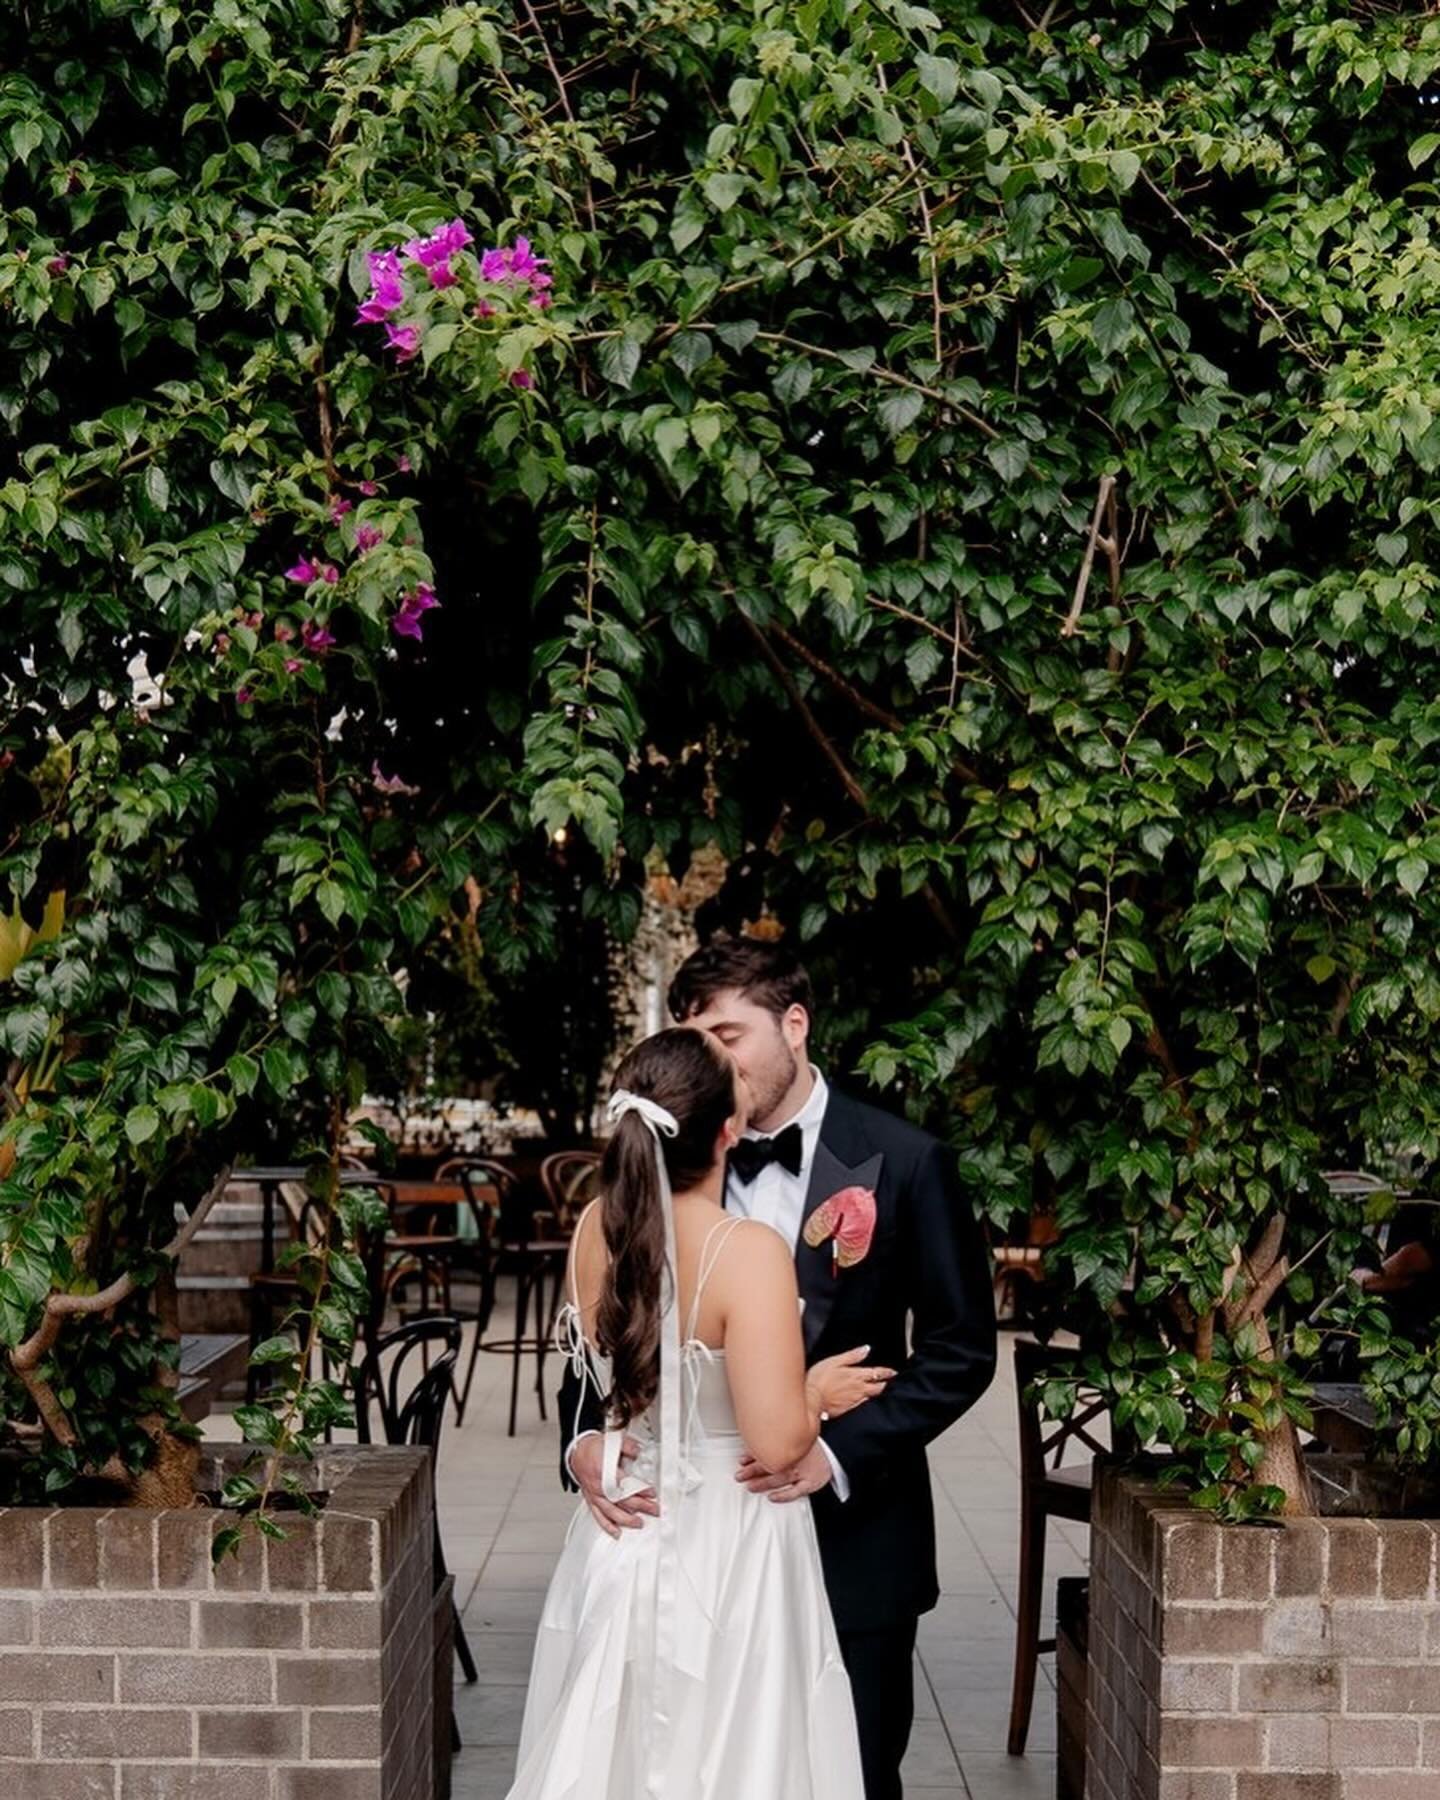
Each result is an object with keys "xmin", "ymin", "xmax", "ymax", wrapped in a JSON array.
[
  {"xmin": 392, "ymin": 583, "xmax": 439, "ymax": 641},
  {"xmin": 356, "ymin": 249, "xmax": 405, "ymax": 324},
  {"xmin": 403, "ymin": 219, "xmax": 473, "ymax": 289},
  {"xmin": 236, "ymin": 687, "xmax": 254, "ymax": 705},
  {"xmin": 274, "ymin": 622, "xmax": 294, "ymax": 643},
  {"xmin": 355, "ymin": 524, "xmax": 385, "ymax": 555},
  {"xmin": 320, "ymin": 564, "xmax": 339, "ymax": 585},
  {"xmin": 46, "ymin": 255, "xmax": 69, "ymax": 277},
  {"xmin": 301, "ymin": 620, "xmax": 335, "ymax": 652},
  {"xmin": 385, "ymin": 321, "xmax": 420, "ymax": 362},
  {"xmin": 358, "ymin": 479, "xmax": 378, "ymax": 497},
  {"xmin": 371, "ymin": 761, "xmax": 422, "ymax": 796},
  {"xmin": 509, "ymin": 369, "xmax": 534, "ymax": 390},
  {"xmin": 285, "ymin": 559, "xmax": 318, "ymax": 584},
  {"xmin": 284, "ymin": 658, "xmax": 303, "ymax": 674},
  {"xmin": 396, "ymin": 454, "xmax": 412, "ymax": 474},
  {"xmin": 329, "ymin": 495, "xmax": 353, "ymax": 523}
]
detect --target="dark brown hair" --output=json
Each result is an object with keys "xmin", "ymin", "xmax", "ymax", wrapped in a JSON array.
[
  {"xmin": 667, "ymin": 935, "xmax": 813, "ymax": 1025},
  {"xmin": 597, "ymin": 1028, "xmax": 737, "ymax": 1425}
]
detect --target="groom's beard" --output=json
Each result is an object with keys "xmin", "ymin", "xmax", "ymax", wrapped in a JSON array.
[{"xmin": 751, "ymin": 1045, "xmax": 800, "ymax": 1131}]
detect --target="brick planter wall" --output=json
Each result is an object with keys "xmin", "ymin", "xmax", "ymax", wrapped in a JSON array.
[
  {"xmin": 1087, "ymin": 1464, "xmax": 1440, "ymax": 1800},
  {"xmin": 0, "ymin": 1443, "xmax": 434, "ymax": 1799}
]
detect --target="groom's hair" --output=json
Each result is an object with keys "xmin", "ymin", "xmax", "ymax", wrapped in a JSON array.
[{"xmin": 668, "ymin": 935, "xmax": 813, "ymax": 1025}]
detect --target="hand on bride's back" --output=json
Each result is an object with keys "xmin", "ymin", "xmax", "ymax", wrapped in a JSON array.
[{"xmin": 806, "ymin": 1345, "xmax": 896, "ymax": 1418}]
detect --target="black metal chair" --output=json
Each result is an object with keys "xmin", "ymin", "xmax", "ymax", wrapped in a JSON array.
[
  {"xmin": 352, "ymin": 1315, "xmax": 478, "ymax": 1729},
  {"xmin": 246, "ymin": 1186, "xmax": 390, "ymax": 1409}
]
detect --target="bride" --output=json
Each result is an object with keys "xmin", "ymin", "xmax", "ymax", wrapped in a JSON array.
[{"xmin": 506, "ymin": 1026, "xmax": 893, "ymax": 1800}]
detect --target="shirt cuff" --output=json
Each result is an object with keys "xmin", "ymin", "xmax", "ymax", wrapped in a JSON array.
[
  {"xmin": 817, "ymin": 1436, "xmax": 850, "ymax": 1503},
  {"xmin": 565, "ymin": 1429, "xmax": 601, "ymax": 1481}
]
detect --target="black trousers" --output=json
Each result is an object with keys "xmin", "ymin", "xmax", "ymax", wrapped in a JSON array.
[{"xmin": 838, "ymin": 1617, "xmax": 919, "ymax": 1800}]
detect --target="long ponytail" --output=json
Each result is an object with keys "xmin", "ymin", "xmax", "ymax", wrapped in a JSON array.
[{"xmin": 594, "ymin": 1028, "xmax": 736, "ymax": 1426}]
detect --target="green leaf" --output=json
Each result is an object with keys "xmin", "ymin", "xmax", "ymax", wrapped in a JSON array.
[
  {"xmin": 916, "ymin": 55, "xmax": 959, "ymax": 106},
  {"xmin": 1395, "ymin": 854, "xmax": 1427, "ymax": 896},
  {"xmin": 703, "ymin": 173, "xmax": 746, "ymax": 213},
  {"xmin": 597, "ymin": 336, "xmax": 642, "ymax": 390},
  {"xmin": 144, "ymin": 465, "xmax": 170, "ymax": 512},
  {"xmin": 226, "ymin": 1053, "xmax": 259, "ymax": 1096},
  {"xmin": 878, "ymin": 389, "xmax": 924, "ymax": 436},
  {"xmin": 125, "ymin": 1105, "xmax": 160, "ymax": 1146},
  {"xmin": 986, "ymin": 439, "xmax": 1030, "ymax": 483},
  {"xmin": 1409, "ymin": 132, "xmax": 1440, "ymax": 170}
]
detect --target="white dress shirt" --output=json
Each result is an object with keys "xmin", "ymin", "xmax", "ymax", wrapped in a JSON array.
[{"xmin": 728, "ymin": 1067, "xmax": 851, "ymax": 1502}]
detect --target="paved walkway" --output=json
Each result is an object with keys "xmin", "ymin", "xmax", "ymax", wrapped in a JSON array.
[{"xmin": 439, "ymin": 1299, "xmax": 1087, "ymax": 1800}]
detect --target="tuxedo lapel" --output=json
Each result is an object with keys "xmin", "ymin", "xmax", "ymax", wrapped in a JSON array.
[{"xmin": 797, "ymin": 1097, "xmax": 884, "ymax": 1354}]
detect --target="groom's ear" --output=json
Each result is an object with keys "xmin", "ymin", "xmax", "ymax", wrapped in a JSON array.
[{"xmin": 782, "ymin": 1002, "xmax": 810, "ymax": 1051}]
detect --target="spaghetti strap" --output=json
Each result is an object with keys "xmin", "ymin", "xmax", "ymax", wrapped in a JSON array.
[{"xmin": 684, "ymin": 1216, "xmax": 748, "ymax": 1343}]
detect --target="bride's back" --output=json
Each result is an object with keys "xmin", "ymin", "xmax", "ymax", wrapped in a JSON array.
[{"xmin": 568, "ymin": 1193, "xmax": 815, "ymax": 1474}]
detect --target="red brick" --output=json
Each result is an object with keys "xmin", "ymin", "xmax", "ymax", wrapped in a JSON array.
[
  {"xmin": 120, "ymin": 1652, "xmax": 271, "ymax": 1705},
  {"xmin": 197, "ymin": 1707, "xmax": 303, "ymax": 1758},
  {"xmin": 1330, "ymin": 1604, "xmax": 1423, "ymax": 1659},
  {"xmin": 1330, "ymin": 1717, "xmax": 1421, "ymax": 1768},
  {"xmin": 1265, "ymin": 1714, "xmax": 1328, "ymax": 1770},
  {"xmin": 1161, "ymin": 1662, "xmax": 1236, "ymax": 1712},
  {"xmin": 320, "ymin": 1516, "xmax": 377, "ymax": 1592},
  {"xmin": 121, "ymin": 1771, "xmax": 271, "ymax": 1800},
  {"xmin": 265, "ymin": 1517, "xmax": 319, "ymax": 1592},
  {"xmin": 276, "ymin": 1769, "xmax": 382, "ymax": 1799},
  {"xmin": 0, "ymin": 1598, "xmax": 33, "ymax": 1644},
  {"xmin": 1236, "ymin": 1779, "xmax": 1340, "ymax": 1800},
  {"xmin": 1275, "ymin": 1521, "xmax": 1324, "ymax": 1597},
  {"xmin": 38, "ymin": 1596, "xmax": 191, "ymax": 1648},
  {"xmin": 0, "ymin": 1510, "xmax": 49, "ymax": 1588},
  {"xmin": 1161, "ymin": 1715, "xmax": 1264, "ymax": 1767},
  {"xmin": 1219, "ymin": 1528, "xmax": 1276, "ymax": 1602},
  {"xmin": 211, "ymin": 1519, "xmax": 265, "ymax": 1593},
  {"xmin": 1346, "ymin": 1663, "xmax": 1440, "ymax": 1715},
  {"xmin": 198, "ymin": 1600, "xmax": 302, "ymax": 1649},
  {"xmin": 0, "ymin": 1707, "xmax": 31, "ymax": 1755},
  {"xmin": 307, "ymin": 1598, "xmax": 383, "ymax": 1649},
  {"xmin": 1237, "ymin": 1661, "xmax": 1338, "ymax": 1711},
  {"xmin": 308, "ymin": 1707, "xmax": 382, "ymax": 1760},
  {"xmin": 1346, "ymin": 1781, "xmax": 1440, "ymax": 1800},
  {"xmin": 42, "ymin": 1706, "xmax": 192, "ymax": 1758},
  {"xmin": 275, "ymin": 1654, "xmax": 381, "ymax": 1706},
  {"xmin": 157, "ymin": 1510, "xmax": 214, "ymax": 1591},
  {"xmin": 0, "ymin": 1653, "xmax": 113, "ymax": 1702},
  {"xmin": 1327, "ymin": 1521, "xmax": 1381, "ymax": 1598},
  {"xmin": 1163, "ymin": 1606, "xmax": 1265, "ymax": 1657},
  {"xmin": 1157, "ymin": 1779, "xmax": 1234, "ymax": 1800},
  {"xmin": 98, "ymin": 1510, "xmax": 155, "ymax": 1590},
  {"xmin": 1380, "ymin": 1524, "xmax": 1435, "ymax": 1601},
  {"xmin": 1163, "ymin": 1522, "xmax": 1221, "ymax": 1601},
  {"xmin": 4, "ymin": 1767, "xmax": 113, "ymax": 1800},
  {"xmin": 45, "ymin": 1511, "xmax": 104, "ymax": 1589}
]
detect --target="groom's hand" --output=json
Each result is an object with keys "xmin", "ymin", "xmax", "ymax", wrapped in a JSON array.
[
  {"xmin": 570, "ymin": 1432, "xmax": 659, "ymax": 1539},
  {"xmin": 735, "ymin": 1442, "xmax": 833, "ymax": 1504}
]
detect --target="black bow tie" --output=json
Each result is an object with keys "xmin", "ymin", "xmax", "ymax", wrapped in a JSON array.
[{"xmin": 731, "ymin": 1124, "xmax": 804, "ymax": 1185}]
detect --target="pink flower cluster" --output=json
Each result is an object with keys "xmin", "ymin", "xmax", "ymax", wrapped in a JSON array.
[
  {"xmin": 285, "ymin": 558, "xmax": 339, "ymax": 586},
  {"xmin": 479, "ymin": 235, "xmax": 553, "ymax": 309},
  {"xmin": 393, "ymin": 584, "xmax": 438, "ymax": 642},
  {"xmin": 353, "ymin": 222, "xmax": 552, "ymax": 380}
]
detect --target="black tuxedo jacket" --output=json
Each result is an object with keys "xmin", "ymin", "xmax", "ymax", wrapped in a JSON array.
[{"xmin": 556, "ymin": 1087, "xmax": 997, "ymax": 1632}]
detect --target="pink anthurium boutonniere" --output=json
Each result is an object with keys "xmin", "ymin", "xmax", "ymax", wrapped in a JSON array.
[{"xmin": 803, "ymin": 1185, "xmax": 878, "ymax": 1276}]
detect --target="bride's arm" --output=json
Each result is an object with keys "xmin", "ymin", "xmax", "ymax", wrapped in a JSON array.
[{"xmin": 718, "ymin": 1223, "xmax": 820, "ymax": 1473}]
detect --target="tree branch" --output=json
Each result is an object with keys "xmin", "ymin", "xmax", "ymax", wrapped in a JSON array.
[{"xmin": 1062, "ymin": 474, "xmax": 1117, "ymax": 638}]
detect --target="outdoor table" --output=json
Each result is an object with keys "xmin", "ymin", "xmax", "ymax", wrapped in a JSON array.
[
  {"xmin": 387, "ymin": 1179, "xmax": 498, "ymax": 1244},
  {"xmin": 232, "ymin": 1166, "xmax": 391, "ymax": 1272}
]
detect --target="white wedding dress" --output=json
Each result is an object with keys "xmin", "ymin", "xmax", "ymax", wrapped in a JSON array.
[{"xmin": 506, "ymin": 1216, "xmax": 866, "ymax": 1800}]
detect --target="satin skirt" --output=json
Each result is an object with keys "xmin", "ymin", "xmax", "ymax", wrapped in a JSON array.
[{"xmin": 505, "ymin": 1436, "xmax": 865, "ymax": 1800}]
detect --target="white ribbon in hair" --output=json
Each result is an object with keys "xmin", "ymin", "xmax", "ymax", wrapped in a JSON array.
[
  {"xmin": 605, "ymin": 1088, "xmax": 679, "ymax": 1139},
  {"xmin": 602, "ymin": 1082, "xmax": 680, "ymax": 1795}
]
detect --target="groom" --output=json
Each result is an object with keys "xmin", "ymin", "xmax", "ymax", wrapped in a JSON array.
[{"xmin": 559, "ymin": 937, "xmax": 997, "ymax": 1800}]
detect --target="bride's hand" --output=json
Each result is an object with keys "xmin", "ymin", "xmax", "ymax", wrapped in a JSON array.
[{"xmin": 806, "ymin": 1345, "xmax": 896, "ymax": 1418}]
